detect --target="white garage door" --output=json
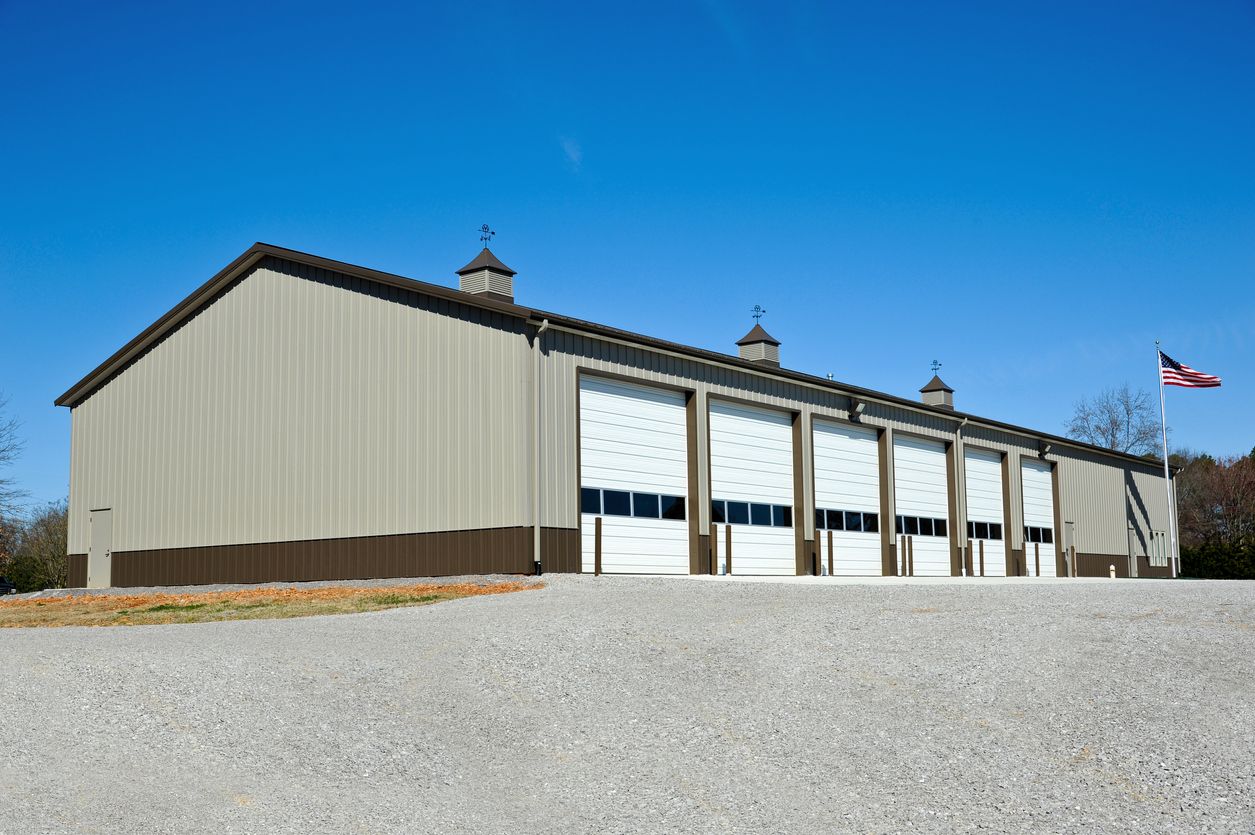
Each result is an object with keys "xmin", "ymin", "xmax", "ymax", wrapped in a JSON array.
[
  {"xmin": 709, "ymin": 401, "xmax": 796, "ymax": 575},
  {"xmin": 813, "ymin": 421, "xmax": 881, "ymax": 576},
  {"xmin": 963, "ymin": 448, "xmax": 1007, "ymax": 577},
  {"xmin": 1021, "ymin": 459, "xmax": 1057, "ymax": 577},
  {"xmin": 893, "ymin": 436, "xmax": 952, "ymax": 576},
  {"xmin": 579, "ymin": 377, "xmax": 690, "ymax": 574}
]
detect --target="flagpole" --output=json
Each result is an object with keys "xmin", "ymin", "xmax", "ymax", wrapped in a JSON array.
[{"xmin": 1155, "ymin": 341, "xmax": 1179, "ymax": 578}]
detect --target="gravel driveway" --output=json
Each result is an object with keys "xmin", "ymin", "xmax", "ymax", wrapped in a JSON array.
[{"xmin": 3, "ymin": 576, "xmax": 1253, "ymax": 833}]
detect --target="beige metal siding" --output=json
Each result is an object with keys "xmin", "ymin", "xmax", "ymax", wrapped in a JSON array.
[
  {"xmin": 1050, "ymin": 448, "xmax": 1128, "ymax": 556},
  {"xmin": 543, "ymin": 329, "xmax": 1043, "ymax": 537},
  {"xmin": 1127, "ymin": 465, "xmax": 1174, "ymax": 557},
  {"xmin": 67, "ymin": 254, "xmax": 1163, "ymax": 567},
  {"xmin": 67, "ymin": 257, "xmax": 532, "ymax": 554}
]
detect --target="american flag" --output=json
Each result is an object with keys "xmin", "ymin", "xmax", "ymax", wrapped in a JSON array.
[{"xmin": 1159, "ymin": 351, "xmax": 1222, "ymax": 388}]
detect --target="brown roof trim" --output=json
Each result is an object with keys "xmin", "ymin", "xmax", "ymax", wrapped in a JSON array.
[{"xmin": 54, "ymin": 242, "xmax": 1178, "ymax": 473}]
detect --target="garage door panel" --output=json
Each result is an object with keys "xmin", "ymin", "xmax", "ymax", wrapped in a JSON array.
[
  {"xmin": 1021, "ymin": 461, "xmax": 1055, "ymax": 527},
  {"xmin": 893, "ymin": 437, "xmax": 949, "ymax": 518},
  {"xmin": 814, "ymin": 421, "xmax": 882, "ymax": 575},
  {"xmin": 1021, "ymin": 459, "xmax": 1057, "ymax": 577},
  {"xmin": 910, "ymin": 539, "xmax": 951, "ymax": 576},
  {"xmin": 813, "ymin": 421, "xmax": 880, "ymax": 514},
  {"xmin": 715, "ymin": 526, "xmax": 795, "ymax": 575},
  {"xmin": 580, "ymin": 378, "xmax": 690, "ymax": 575},
  {"xmin": 709, "ymin": 402, "xmax": 794, "ymax": 506},
  {"xmin": 710, "ymin": 401, "xmax": 797, "ymax": 575},
  {"xmin": 581, "ymin": 516, "xmax": 690, "ymax": 574},
  {"xmin": 822, "ymin": 532, "xmax": 881, "ymax": 576},
  {"xmin": 894, "ymin": 436, "xmax": 952, "ymax": 575},
  {"xmin": 964, "ymin": 448, "xmax": 1007, "ymax": 577},
  {"xmin": 579, "ymin": 454, "xmax": 688, "ymax": 494}
]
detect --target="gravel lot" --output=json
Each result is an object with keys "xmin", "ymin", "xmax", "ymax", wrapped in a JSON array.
[{"xmin": 3, "ymin": 576, "xmax": 1253, "ymax": 834}]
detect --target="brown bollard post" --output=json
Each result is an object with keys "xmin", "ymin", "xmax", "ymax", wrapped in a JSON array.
[
  {"xmin": 726, "ymin": 524, "xmax": 733, "ymax": 575},
  {"xmin": 594, "ymin": 517, "xmax": 603, "ymax": 576}
]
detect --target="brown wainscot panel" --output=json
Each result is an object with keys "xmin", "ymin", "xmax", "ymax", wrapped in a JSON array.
[
  {"xmin": 541, "ymin": 527, "xmax": 581, "ymax": 574},
  {"xmin": 1135, "ymin": 555, "xmax": 1171, "ymax": 579},
  {"xmin": 66, "ymin": 554, "xmax": 88, "ymax": 588},
  {"xmin": 1076, "ymin": 553, "xmax": 1132, "ymax": 578},
  {"xmin": 110, "ymin": 527, "xmax": 535, "ymax": 588}
]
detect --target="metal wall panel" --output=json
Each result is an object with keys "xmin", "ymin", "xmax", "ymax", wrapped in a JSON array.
[
  {"xmin": 536, "ymin": 327, "xmax": 1168, "ymax": 562},
  {"xmin": 1127, "ymin": 466, "xmax": 1175, "ymax": 558},
  {"xmin": 68, "ymin": 257, "xmax": 533, "ymax": 554},
  {"xmin": 67, "ymin": 256, "xmax": 1172, "ymax": 569}
]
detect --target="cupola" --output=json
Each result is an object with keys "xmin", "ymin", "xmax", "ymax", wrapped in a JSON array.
[
  {"xmin": 920, "ymin": 374, "xmax": 955, "ymax": 410},
  {"xmin": 736, "ymin": 322, "xmax": 781, "ymax": 367},
  {"xmin": 456, "ymin": 238, "xmax": 516, "ymax": 304}
]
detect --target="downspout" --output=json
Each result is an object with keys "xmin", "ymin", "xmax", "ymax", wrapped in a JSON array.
[{"xmin": 532, "ymin": 318, "xmax": 550, "ymax": 575}]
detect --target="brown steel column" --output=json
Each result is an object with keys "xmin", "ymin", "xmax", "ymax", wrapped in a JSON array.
[
  {"xmin": 979, "ymin": 540, "xmax": 986, "ymax": 577},
  {"xmin": 594, "ymin": 517, "xmax": 603, "ymax": 576},
  {"xmin": 726, "ymin": 524, "xmax": 733, "ymax": 575},
  {"xmin": 710, "ymin": 522, "xmax": 717, "ymax": 574},
  {"xmin": 827, "ymin": 530, "xmax": 834, "ymax": 577},
  {"xmin": 1035, "ymin": 543, "xmax": 1041, "ymax": 577},
  {"xmin": 965, "ymin": 539, "xmax": 974, "ymax": 577},
  {"xmin": 908, "ymin": 536, "xmax": 915, "ymax": 576}
]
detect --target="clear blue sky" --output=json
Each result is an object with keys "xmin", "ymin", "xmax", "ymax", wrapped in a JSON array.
[{"xmin": 2, "ymin": 0, "xmax": 1252, "ymax": 510}]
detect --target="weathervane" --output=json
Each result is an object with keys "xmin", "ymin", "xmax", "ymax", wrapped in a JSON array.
[
  {"xmin": 479, "ymin": 224, "xmax": 494, "ymax": 247},
  {"xmin": 931, "ymin": 359, "xmax": 942, "ymax": 374},
  {"xmin": 751, "ymin": 304, "xmax": 767, "ymax": 323}
]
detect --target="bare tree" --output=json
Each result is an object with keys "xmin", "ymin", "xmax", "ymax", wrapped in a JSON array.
[
  {"xmin": 0, "ymin": 394, "xmax": 25, "ymax": 521},
  {"xmin": 7, "ymin": 500, "xmax": 69, "ymax": 591},
  {"xmin": 1065, "ymin": 384, "xmax": 1161, "ymax": 457}
]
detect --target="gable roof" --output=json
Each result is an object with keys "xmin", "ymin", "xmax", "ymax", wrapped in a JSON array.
[{"xmin": 54, "ymin": 242, "xmax": 1175, "ymax": 472}]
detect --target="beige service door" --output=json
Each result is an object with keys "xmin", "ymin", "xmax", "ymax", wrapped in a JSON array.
[{"xmin": 87, "ymin": 508, "xmax": 112, "ymax": 589}]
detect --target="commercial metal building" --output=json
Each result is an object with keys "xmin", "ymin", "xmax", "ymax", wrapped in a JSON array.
[{"xmin": 57, "ymin": 243, "xmax": 1175, "ymax": 587}]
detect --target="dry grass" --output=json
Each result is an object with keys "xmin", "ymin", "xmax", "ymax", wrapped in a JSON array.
[{"xmin": 0, "ymin": 581, "xmax": 541, "ymax": 628}]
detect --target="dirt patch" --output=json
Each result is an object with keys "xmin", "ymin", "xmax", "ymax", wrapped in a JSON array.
[{"xmin": 0, "ymin": 580, "xmax": 541, "ymax": 628}]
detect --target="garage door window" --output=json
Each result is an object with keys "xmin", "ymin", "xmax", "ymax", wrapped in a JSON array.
[
  {"xmin": 583, "ymin": 487, "xmax": 686, "ymax": 521},
  {"xmin": 712, "ymin": 499, "xmax": 792, "ymax": 528},
  {"xmin": 816, "ymin": 508, "xmax": 879, "ymax": 533},
  {"xmin": 603, "ymin": 490, "xmax": 632, "ymax": 516},
  {"xmin": 633, "ymin": 493, "xmax": 660, "ymax": 519},
  {"xmin": 582, "ymin": 488, "xmax": 601, "ymax": 514},
  {"xmin": 896, "ymin": 515, "xmax": 949, "ymax": 538},
  {"xmin": 966, "ymin": 521, "xmax": 1004, "ymax": 540},
  {"xmin": 660, "ymin": 495, "xmax": 686, "ymax": 520},
  {"xmin": 1025, "ymin": 526, "xmax": 1053, "ymax": 544}
]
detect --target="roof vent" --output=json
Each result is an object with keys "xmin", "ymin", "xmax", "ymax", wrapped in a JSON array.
[
  {"xmin": 920, "ymin": 374, "xmax": 954, "ymax": 410},
  {"xmin": 456, "ymin": 247, "xmax": 516, "ymax": 304},
  {"xmin": 736, "ymin": 323, "xmax": 781, "ymax": 367}
]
